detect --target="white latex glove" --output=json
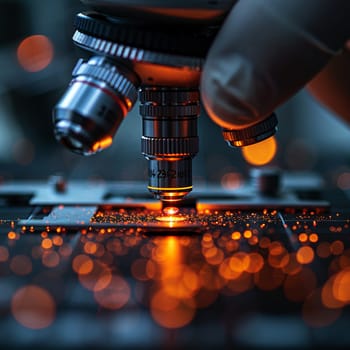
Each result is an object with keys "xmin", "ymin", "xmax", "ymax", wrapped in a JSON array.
[{"xmin": 200, "ymin": 0, "xmax": 350, "ymax": 131}]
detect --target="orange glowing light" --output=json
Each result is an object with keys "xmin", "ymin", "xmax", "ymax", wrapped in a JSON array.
[
  {"xmin": 245, "ymin": 252, "xmax": 264, "ymax": 273},
  {"xmin": 84, "ymin": 241, "xmax": 98, "ymax": 254},
  {"xmin": 298, "ymin": 233, "xmax": 308, "ymax": 243},
  {"xmin": 248, "ymin": 235, "xmax": 259, "ymax": 246},
  {"xmin": 203, "ymin": 246, "xmax": 224, "ymax": 266},
  {"xmin": 219, "ymin": 258, "xmax": 241, "ymax": 280},
  {"xmin": 155, "ymin": 215, "xmax": 187, "ymax": 223},
  {"xmin": 332, "ymin": 268, "xmax": 350, "ymax": 303},
  {"xmin": 309, "ymin": 233, "xmax": 319, "ymax": 243},
  {"xmin": 153, "ymin": 236, "xmax": 181, "ymax": 267},
  {"xmin": 296, "ymin": 246, "xmax": 315, "ymax": 264},
  {"xmin": 11, "ymin": 285, "xmax": 56, "ymax": 329},
  {"xmin": 125, "ymin": 98, "xmax": 132, "ymax": 109},
  {"xmin": 221, "ymin": 172, "xmax": 243, "ymax": 190},
  {"xmin": 269, "ymin": 241, "xmax": 285, "ymax": 255},
  {"xmin": 241, "ymin": 136, "xmax": 277, "ymax": 166},
  {"xmin": 268, "ymin": 250, "xmax": 290, "ymax": 269},
  {"xmin": 229, "ymin": 252, "xmax": 250, "ymax": 272},
  {"xmin": 163, "ymin": 207, "xmax": 179, "ymax": 216},
  {"xmin": 17, "ymin": 35, "xmax": 54, "ymax": 72},
  {"xmin": 243, "ymin": 229, "xmax": 252, "ymax": 239},
  {"xmin": 41, "ymin": 238, "xmax": 53, "ymax": 249},
  {"xmin": 72, "ymin": 254, "xmax": 94, "ymax": 275},
  {"xmin": 282, "ymin": 252, "xmax": 302, "ymax": 276},
  {"xmin": 148, "ymin": 185, "xmax": 192, "ymax": 192},
  {"xmin": 321, "ymin": 275, "xmax": 345, "ymax": 309},
  {"xmin": 92, "ymin": 136, "xmax": 113, "ymax": 152},
  {"xmin": 52, "ymin": 235, "xmax": 63, "ymax": 246},
  {"xmin": 202, "ymin": 233, "xmax": 212, "ymax": 243},
  {"xmin": 156, "ymin": 207, "xmax": 187, "ymax": 223},
  {"xmin": 231, "ymin": 231, "xmax": 241, "ymax": 240},
  {"xmin": 181, "ymin": 267, "xmax": 200, "ymax": 295},
  {"xmin": 78, "ymin": 261, "xmax": 112, "ymax": 292},
  {"xmin": 7, "ymin": 231, "xmax": 16, "ymax": 240},
  {"xmin": 150, "ymin": 290, "xmax": 195, "ymax": 329},
  {"xmin": 146, "ymin": 260, "xmax": 157, "ymax": 279}
]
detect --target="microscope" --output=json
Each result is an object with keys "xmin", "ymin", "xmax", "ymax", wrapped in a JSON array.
[{"xmin": 53, "ymin": 0, "xmax": 277, "ymax": 203}]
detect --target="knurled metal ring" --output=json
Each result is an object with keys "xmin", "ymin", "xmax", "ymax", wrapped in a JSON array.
[
  {"xmin": 74, "ymin": 12, "xmax": 217, "ymax": 57},
  {"xmin": 141, "ymin": 136, "xmax": 199, "ymax": 156},
  {"xmin": 73, "ymin": 31, "xmax": 204, "ymax": 70},
  {"xmin": 222, "ymin": 113, "xmax": 278, "ymax": 147},
  {"xmin": 72, "ymin": 58, "xmax": 138, "ymax": 104},
  {"xmin": 139, "ymin": 89, "xmax": 200, "ymax": 104},
  {"xmin": 140, "ymin": 104, "xmax": 200, "ymax": 117}
]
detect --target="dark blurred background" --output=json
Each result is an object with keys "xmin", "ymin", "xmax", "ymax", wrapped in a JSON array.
[{"xmin": 0, "ymin": 0, "xmax": 350, "ymax": 193}]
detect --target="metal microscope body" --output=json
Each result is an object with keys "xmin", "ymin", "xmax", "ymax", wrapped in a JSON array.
[{"xmin": 53, "ymin": 0, "xmax": 277, "ymax": 202}]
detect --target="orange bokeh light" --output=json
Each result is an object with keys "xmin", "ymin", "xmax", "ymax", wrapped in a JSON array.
[
  {"xmin": 163, "ymin": 207, "xmax": 179, "ymax": 216},
  {"xmin": 8, "ymin": 231, "xmax": 17, "ymax": 240},
  {"xmin": 41, "ymin": 238, "xmax": 53, "ymax": 249},
  {"xmin": 332, "ymin": 267, "xmax": 350, "ymax": 303},
  {"xmin": 17, "ymin": 35, "xmax": 54, "ymax": 72},
  {"xmin": 150, "ymin": 290, "xmax": 195, "ymax": 329},
  {"xmin": 72, "ymin": 254, "xmax": 94, "ymax": 275},
  {"xmin": 11, "ymin": 285, "xmax": 56, "ymax": 329},
  {"xmin": 296, "ymin": 246, "xmax": 315, "ymax": 265},
  {"xmin": 241, "ymin": 136, "xmax": 277, "ymax": 166},
  {"xmin": 221, "ymin": 172, "xmax": 243, "ymax": 190},
  {"xmin": 94, "ymin": 275, "xmax": 130, "ymax": 310}
]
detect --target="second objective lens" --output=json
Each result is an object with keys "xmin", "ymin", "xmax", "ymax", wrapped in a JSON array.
[{"xmin": 53, "ymin": 56, "xmax": 139, "ymax": 155}]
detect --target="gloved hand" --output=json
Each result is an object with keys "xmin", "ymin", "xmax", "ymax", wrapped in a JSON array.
[{"xmin": 200, "ymin": 0, "xmax": 350, "ymax": 131}]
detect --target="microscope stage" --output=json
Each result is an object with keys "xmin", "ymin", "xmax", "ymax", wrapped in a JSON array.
[{"xmin": 0, "ymin": 172, "xmax": 350, "ymax": 350}]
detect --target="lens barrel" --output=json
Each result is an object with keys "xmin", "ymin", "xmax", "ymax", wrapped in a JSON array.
[
  {"xmin": 53, "ymin": 56, "xmax": 139, "ymax": 155},
  {"xmin": 140, "ymin": 87, "xmax": 200, "ymax": 201}
]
